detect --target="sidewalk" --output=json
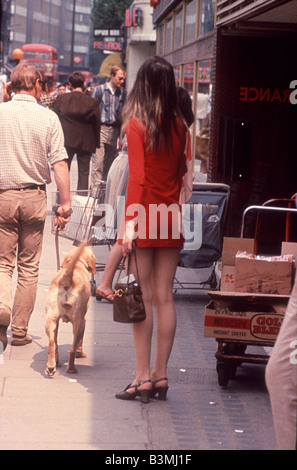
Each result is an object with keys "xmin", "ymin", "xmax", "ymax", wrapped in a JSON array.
[{"xmin": 0, "ymin": 163, "xmax": 278, "ymax": 451}]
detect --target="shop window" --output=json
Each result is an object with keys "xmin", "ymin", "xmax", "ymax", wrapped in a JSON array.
[
  {"xmin": 157, "ymin": 23, "xmax": 165, "ymax": 55},
  {"xmin": 165, "ymin": 17, "xmax": 173, "ymax": 53},
  {"xmin": 174, "ymin": 7, "xmax": 183, "ymax": 50},
  {"xmin": 182, "ymin": 61, "xmax": 195, "ymax": 165},
  {"xmin": 183, "ymin": 61, "xmax": 194, "ymax": 96},
  {"xmin": 195, "ymin": 59, "xmax": 212, "ymax": 178},
  {"xmin": 185, "ymin": 0, "xmax": 197, "ymax": 44},
  {"xmin": 174, "ymin": 65, "xmax": 181, "ymax": 86},
  {"xmin": 200, "ymin": 0, "xmax": 215, "ymax": 35},
  {"xmin": 177, "ymin": 59, "xmax": 213, "ymax": 181}
]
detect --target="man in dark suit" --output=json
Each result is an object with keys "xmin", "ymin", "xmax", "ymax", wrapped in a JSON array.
[{"xmin": 53, "ymin": 72, "xmax": 100, "ymax": 190}]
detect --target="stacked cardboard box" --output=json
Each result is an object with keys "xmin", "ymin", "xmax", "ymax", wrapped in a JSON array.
[
  {"xmin": 204, "ymin": 237, "xmax": 295, "ymax": 342},
  {"xmin": 220, "ymin": 237, "xmax": 255, "ymax": 292},
  {"xmin": 220, "ymin": 238, "xmax": 294, "ymax": 295},
  {"xmin": 204, "ymin": 291, "xmax": 289, "ymax": 343},
  {"xmin": 234, "ymin": 252, "xmax": 294, "ymax": 295}
]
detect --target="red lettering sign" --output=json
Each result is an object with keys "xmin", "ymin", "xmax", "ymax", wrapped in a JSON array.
[
  {"xmin": 93, "ymin": 41, "xmax": 123, "ymax": 52},
  {"xmin": 239, "ymin": 86, "xmax": 291, "ymax": 103},
  {"xmin": 125, "ymin": 7, "xmax": 142, "ymax": 27},
  {"xmin": 251, "ymin": 314, "xmax": 283, "ymax": 340}
]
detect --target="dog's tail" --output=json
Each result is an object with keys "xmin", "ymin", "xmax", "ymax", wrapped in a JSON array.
[{"xmin": 58, "ymin": 240, "xmax": 88, "ymax": 287}]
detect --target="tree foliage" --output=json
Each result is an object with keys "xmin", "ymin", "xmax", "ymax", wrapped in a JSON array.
[
  {"xmin": 91, "ymin": 0, "xmax": 132, "ymax": 28},
  {"xmin": 90, "ymin": 0, "xmax": 131, "ymax": 76}
]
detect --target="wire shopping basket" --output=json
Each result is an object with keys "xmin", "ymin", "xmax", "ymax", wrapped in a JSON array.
[{"xmin": 51, "ymin": 181, "xmax": 107, "ymax": 246}]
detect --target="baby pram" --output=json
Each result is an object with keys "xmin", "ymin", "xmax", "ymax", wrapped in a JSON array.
[{"xmin": 174, "ymin": 182, "xmax": 230, "ymax": 292}]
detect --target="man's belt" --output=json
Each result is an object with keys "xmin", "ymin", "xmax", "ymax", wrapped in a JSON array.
[
  {"xmin": 102, "ymin": 123, "xmax": 120, "ymax": 128},
  {"xmin": 2, "ymin": 184, "xmax": 46, "ymax": 191}
]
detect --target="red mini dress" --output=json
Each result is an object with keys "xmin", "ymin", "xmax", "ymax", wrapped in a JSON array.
[{"xmin": 122, "ymin": 116, "xmax": 187, "ymax": 248}]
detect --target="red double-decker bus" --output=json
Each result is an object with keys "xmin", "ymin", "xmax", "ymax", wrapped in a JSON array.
[{"xmin": 21, "ymin": 44, "xmax": 58, "ymax": 92}]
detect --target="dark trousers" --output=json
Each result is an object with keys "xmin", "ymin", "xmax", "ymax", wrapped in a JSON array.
[{"xmin": 66, "ymin": 146, "xmax": 92, "ymax": 191}]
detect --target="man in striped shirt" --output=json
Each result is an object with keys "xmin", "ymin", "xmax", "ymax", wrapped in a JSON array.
[
  {"xmin": 0, "ymin": 63, "xmax": 71, "ymax": 350},
  {"xmin": 91, "ymin": 65, "xmax": 127, "ymax": 185}
]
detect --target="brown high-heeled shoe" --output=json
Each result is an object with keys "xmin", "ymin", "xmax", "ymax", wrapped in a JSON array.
[
  {"xmin": 115, "ymin": 379, "xmax": 152, "ymax": 403},
  {"xmin": 151, "ymin": 377, "xmax": 169, "ymax": 400}
]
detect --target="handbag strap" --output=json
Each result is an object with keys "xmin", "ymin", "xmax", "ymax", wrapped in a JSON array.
[
  {"xmin": 131, "ymin": 249, "xmax": 141, "ymax": 285},
  {"xmin": 116, "ymin": 257, "xmax": 126, "ymax": 282},
  {"xmin": 115, "ymin": 249, "xmax": 140, "ymax": 287}
]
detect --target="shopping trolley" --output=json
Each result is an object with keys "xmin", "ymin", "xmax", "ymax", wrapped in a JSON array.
[{"xmin": 51, "ymin": 181, "xmax": 107, "ymax": 295}]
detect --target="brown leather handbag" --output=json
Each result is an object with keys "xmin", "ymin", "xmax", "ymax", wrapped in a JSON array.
[{"xmin": 113, "ymin": 251, "xmax": 146, "ymax": 323}]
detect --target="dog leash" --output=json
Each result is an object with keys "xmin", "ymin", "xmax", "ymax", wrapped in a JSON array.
[{"xmin": 53, "ymin": 206, "xmax": 73, "ymax": 270}]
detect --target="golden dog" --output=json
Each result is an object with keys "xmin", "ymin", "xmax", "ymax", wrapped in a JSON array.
[{"xmin": 45, "ymin": 241, "xmax": 96, "ymax": 376}]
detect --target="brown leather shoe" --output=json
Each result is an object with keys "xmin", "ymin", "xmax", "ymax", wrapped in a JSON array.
[
  {"xmin": 0, "ymin": 310, "xmax": 10, "ymax": 352},
  {"xmin": 11, "ymin": 334, "xmax": 32, "ymax": 346}
]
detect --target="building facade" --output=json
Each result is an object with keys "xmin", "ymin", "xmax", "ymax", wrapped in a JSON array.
[
  {"xmin": 125, "ymin": 1, "xmax": 156, "ymax": 92},
  {"xmin": 213, "ymin": 0, "xmax": 297, "ymax": 247},
  {"xmin": 4, "ymin": 0, "xmax": 92, "ymax": 79},
  {"xmin": 153, "ymin": 0, "xmax": 215, "ymax": 182},
  {"xmin": 153, "ymin": 0, "xmax": 297, "ymax": 250}
]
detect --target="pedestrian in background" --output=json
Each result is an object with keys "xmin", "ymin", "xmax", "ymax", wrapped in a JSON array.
[
  {"xmin": 0, "ymin": 63, "xmax": 71, "ymax": 350},
  {"xmin": 38, "ymin": 73, "xmax": 56, "ymax": 109},
  {"xmin": 115, "ymin": 56, "xmax": 188, "ymax": 403},
  {"xmin": 95, "ymin": 135, "xmax": 129, "ymax": 303},
  {"xmin": 57, "ymin": 83, "xmax": 67, "ymax": 94},
  {"xmin": 91, "ymin": 65, "xmax": 127, "ymax": 184},
  {"xmin": 53, "ymin": 71, "xmax": 101, "ymax": 191}
]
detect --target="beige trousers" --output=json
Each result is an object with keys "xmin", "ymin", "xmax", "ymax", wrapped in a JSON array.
[
  {"xmin": 265, "ymin": 276, "xmax": 297, "ymax": 450},
  {"xmin": 91, "ymin": 125, "xmax": 120, "ymax": 185},
  {"xmin": 0, "ymin": 188, "xmax": 47, "ymax": 337}
]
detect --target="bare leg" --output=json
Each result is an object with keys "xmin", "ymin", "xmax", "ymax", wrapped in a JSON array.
[
  {"xmin": 129, "ymin": 247, "xmax": 180, "ymax": 390},
  {"xmin": 130, "ymin": 248, "xmax": 154, "ymax": 387},
  {"xmin": 96, "ymin": 241, "xmax": 122, "ymax": 296},
  {"xmin": 150, "ymin": 247, "xmax": 180, "ymax": 383}
]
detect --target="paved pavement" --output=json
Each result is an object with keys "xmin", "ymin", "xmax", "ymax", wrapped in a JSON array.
[{"xmin": 0, "ymin": 161, "xmax": 278, "ymax": 451}]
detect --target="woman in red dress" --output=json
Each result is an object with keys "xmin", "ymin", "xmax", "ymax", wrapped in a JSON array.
[{"xmin": 116, "ymin": 57, "xmax": 188, "ymax": 403}]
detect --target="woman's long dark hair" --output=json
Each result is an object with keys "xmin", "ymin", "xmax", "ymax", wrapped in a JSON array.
[{"xmin": 121, "ymin": 56, "xmax": 183, "ymax": 152}]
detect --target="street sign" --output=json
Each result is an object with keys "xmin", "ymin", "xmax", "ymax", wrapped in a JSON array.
[
  {"xmin": 93, "ymin": 40, "xmax": 123, "ymax": 52},
  {"xmin": 125, "ymin": 7, "xmax": 142, "ymax": 27},
  {"xmin": 94, "ymin": 28, "xmax": 121, "ymax": 37}
]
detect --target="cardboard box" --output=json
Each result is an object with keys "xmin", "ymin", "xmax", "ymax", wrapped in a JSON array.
[
  {"xmin": 221, "ymin": 265, "xmax": 235, "ymax": 292},
  {"xmin": 281, "ymin": 242, "xmax": 297, "ymax": 267},
  {"xmin": 222, "ymin": 237, "xmax": 255, "ymax": 267},
  {"xmin": 204, "ymin": 291, "xmax": 289, "ymax": 343},
  {"xmin": 234, "ymin": 252, "xmax": 294, "ymax": 295}
]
